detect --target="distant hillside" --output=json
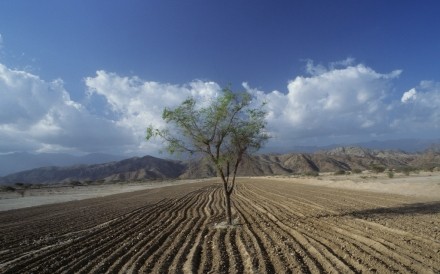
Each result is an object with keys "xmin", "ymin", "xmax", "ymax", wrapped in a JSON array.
[
  {"xmin": 269, "ymin": 138, "xmax": 440, "ymax": 154},
  {"xmin": 1, "ymin": 147, "xmax": 439, "ymax": 185},
  {"xmin": 0, "ymin": 152, "xmax": 126, "ymax": 176},
  {"xmin": 2, "ymin": 138, "xmax": 438, "ymax": 177},
  {"xmin": 0, "ymin": 156, "xmax": 186, "ymax": 185},
  {"xmin": 182, "ymin": 147, "xmax": 437, "ymax": 177}
]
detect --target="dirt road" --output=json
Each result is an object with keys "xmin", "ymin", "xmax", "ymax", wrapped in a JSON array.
[{"xmin": 1, "ymin": 178, "xmax": 439, "ymax": 273}]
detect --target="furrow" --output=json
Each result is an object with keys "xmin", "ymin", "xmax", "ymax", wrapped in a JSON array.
[
  {"xmin": 234, "ymin": 227, "xmax": 255, "ymax": 273},
  {"xmin": 170, "ymin": 187, "xmax": 214, "ymax": 272},
  {"xmin": 198, "ymin": 229, "xmax": 215, "ymax": 274},
  {"xmin": 136, "ymin": 187, "xmax": 214, "ymax": 273},
  {"xmin": 182, "ymin": 187, "xmax": 217, "ymax": 273},
  {"xmin": 349, "ymin": 219, "xmax": 440, "ymax": 267},
  {"xmin": 1, "ymin": 178, "xmax": 438, "ymax": 273},
  {"xmin": 0, "ymin": 201, "xmax": 161, "ymax": 269},
  {"xmin": 332, "ymin": 220, "xmax": 439, "ymax": 273},
  {"xmin": 240, "ymin": 184, "xmax": 366, "ymax": 272},
  {"xmin": 136, "ymin": 199, "xmax": 200, "ymax": 273},
  {"xmin": 210, "ymin": 229, "xmax": 229, "ymax": 273},
  {"xmin": 60, "ymin": 201, "xmax": 175, "ymax": 273},
  {"xmin": 182, "ymin": 227, "xmax": 209, "ymax": 273},
  {"xmin": 156, "ymin": 191, "xmax": 211, "ymax": 273},
  {"xmin": 261, "ymin": 180, "xmax": 438, "ymax": 269},
  {"xmin": 234, "ymin": 197, "xmax": 289, "ymax": 273},
  {"xmin": 235, "ymin": 192, "xmax": 321, "ymax": 273},
  {"xmin": 249, "ymin": 180, "xmax": 402, "ymax": 216},
  {"xmin": 79, "ymin": 192, "xmax": 196, "ymax": 273},
  {"xmin": 241, "ymin": 181, "xmax": 403, "ymax": 272},
  {"xmin": 244, "ymin": 183, "xmax": 333, "ymax": 216},
  {"xmin": 120, "ymin": 190, "xmax": 212, "ymax": 273},
  {"xmin": 73, "ymin": 197, "xmax": 189, "ymax": 273},
  {"xmin": 226, "ymin": 228, "xmax": 243, "ymax": 274}
]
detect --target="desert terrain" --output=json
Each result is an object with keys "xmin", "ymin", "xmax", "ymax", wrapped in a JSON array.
[{"xmin": 0, "ymin": 173, "xmax": 439, "ymax": 273}]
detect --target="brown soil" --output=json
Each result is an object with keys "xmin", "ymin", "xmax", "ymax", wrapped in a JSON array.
[{"xmin": 0, "ymin": 178, "xmax": 439, "ymax": 273}]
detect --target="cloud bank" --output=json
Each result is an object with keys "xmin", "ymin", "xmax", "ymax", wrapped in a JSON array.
[
  {"xmin": 245, "ymin": 61, "xmax": 404, "ymax": 147},
  {"xmin": 85, "ymin": 71, "xmax": 221, "ymax": 153},
  {"xmin": 0, "ymin": 64, "xmax": 133, "ymax": 154},
  {"xmin": 0, "ymin": 60, "xmax": 439, "ymax": 155}
]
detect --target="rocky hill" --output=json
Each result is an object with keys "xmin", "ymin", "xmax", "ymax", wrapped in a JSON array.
[
  {"xmin": 0, "ymin": 156, "xmax": 186, "ymax": 185},
  {"xmin": 181, "ymin": 146, "xmax": 440, "ymax": 178},
  {"xmin": 0, "ymin": 152, "xmax": 125, "ymax": 176},
  {"xmin": 1, "ymin": 147, "xmax": 439, "ymax": 185}
]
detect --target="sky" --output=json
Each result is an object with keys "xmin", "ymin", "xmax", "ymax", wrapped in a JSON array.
[{"xmin": 0, "ymin": 0, "xmax": 439, "ymax": 156}]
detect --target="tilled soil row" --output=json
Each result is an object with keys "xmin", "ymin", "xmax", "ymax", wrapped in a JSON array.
[{"xmin": 0, "ymin": 178, "xmax": 439, "ymax": 273}]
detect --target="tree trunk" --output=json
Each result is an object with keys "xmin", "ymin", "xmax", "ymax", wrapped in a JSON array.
[{"xmin": 224, "ymin": 190, "xmax": 232, "ymax": 225}]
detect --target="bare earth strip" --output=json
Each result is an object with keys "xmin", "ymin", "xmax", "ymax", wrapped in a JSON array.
[
  {"xmin": 0, "ymin": 176, "xmax": 439, "ymax": 273},
  {"xmin": 0, "ymin": 179, "xmax": 211, "ymax": 211}
]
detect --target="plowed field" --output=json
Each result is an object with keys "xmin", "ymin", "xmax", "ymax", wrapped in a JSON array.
[{"xmin": 1, "ymin": 178, "xmax": 439, "ymax": 273}]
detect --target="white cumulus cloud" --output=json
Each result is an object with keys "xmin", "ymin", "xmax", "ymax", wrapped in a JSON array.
[
  {"xmin": 0, "ymin": 63, "xmax": 133, "ymax": 154},
  {"xmin": 401, "ymin": 88, "xmax": 417, "ymax": 103},
  {"xmin": 392, "ymin": 81, "xmax": 440, "ymax": 134},
  {"xmin": 1, "ymin": 59, "xmax": 440, "ymax": 156},
  {"xmin": 246, "ymin": 62, "xmax": 403, "ymax": 148},
  {"xmin": 84, "ymin": 70, "xmax": 221, "ymax": 153}
]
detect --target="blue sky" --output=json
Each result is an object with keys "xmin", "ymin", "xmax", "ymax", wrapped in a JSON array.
[{"xmin": 0, "ymin": 1, "xmax": 439, "ymax": 156}]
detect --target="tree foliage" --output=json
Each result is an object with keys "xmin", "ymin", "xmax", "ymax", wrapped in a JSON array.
[{"xmin": 147, "ymin": 87, "xmax": 269, "ymax": 224}]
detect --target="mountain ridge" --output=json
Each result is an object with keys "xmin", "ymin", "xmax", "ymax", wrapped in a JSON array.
[
  {"xmin": 1, "ymin": 146, "xmax": 439, "ymax": 185},
  {"xmin": 0, "ymin": 155, "xmax": 186, "ymax": 185},
  {"xmin": 2, "ymin": 138, "xmax": 438, "ymax": 177},
  {"xmin": 0, "ymin": 152, "xmax": 126, "ymax": 176}
]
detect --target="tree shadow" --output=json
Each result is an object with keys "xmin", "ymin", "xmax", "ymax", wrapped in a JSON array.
[{"xmin": 348, "ymin": 201, "xmax": 440, "ymax": 218}]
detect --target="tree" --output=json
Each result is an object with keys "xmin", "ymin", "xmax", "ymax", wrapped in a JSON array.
[{"xmin": 146, "ymin": 88, "xmax": 269, "ymax": 225}]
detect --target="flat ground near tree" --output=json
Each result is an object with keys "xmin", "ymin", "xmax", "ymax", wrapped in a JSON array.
[{"xmin": 0, "ymin": 176, "xmax": 439, "ymax": 273}]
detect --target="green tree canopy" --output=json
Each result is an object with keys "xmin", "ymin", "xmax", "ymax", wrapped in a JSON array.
[{"xmin": 147, "ymin": 87, "xmax": 269, "ymax": 224}]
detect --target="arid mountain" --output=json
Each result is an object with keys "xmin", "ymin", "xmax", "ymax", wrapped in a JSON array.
[
  {"xmin": 2, "ymin": 139, "xmax": 438, "ymax": 177},
  {"xmin": 0, "ymin": 156, "xmax": 186, "ymax": 185},
  {"xmin": 182, "ymin": 146, "xmax": 439, "ymax": 177},
  {"xmin": 0, "ymin": 152, "xmax": 126, "ymax": 176},
  {"xmin": 1, "ymin": 147, "xmax": 439, "ymax": 185}
]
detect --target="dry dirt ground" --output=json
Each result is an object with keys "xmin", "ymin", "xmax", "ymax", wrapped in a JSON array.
[
  {"xmin": 0, "ymin": 175, "xmax": 439, "ymax": 273},
  {"xmin": 0, "ymin": 179, "xmax": 208, "ymax": 211}
]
